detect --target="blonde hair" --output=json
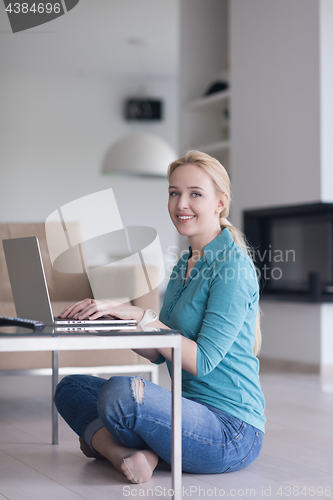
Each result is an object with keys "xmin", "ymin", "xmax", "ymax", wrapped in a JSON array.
[{"xmin": 168, "ymin": 150, "xmax": 262, "ymax": 356}]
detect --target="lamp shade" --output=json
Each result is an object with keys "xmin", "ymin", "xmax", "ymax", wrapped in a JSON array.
[{"xmin": 102, "ymin": 132, "xmax": 177, "ymax": 177}]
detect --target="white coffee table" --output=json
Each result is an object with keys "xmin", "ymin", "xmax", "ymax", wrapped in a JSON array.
[{"xmin": 0, "ymin": 328, "xmax": 182, "ymax": 498}]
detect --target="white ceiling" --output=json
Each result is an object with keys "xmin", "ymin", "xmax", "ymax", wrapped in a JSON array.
[{"xmin": 0, "ymin": 0, "xmax": 179, "ymax": 78}]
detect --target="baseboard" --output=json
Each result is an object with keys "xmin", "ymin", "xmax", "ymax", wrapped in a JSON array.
[{"xmin": 258, "ymin": 356, "xmax": 320, "ymax": 374}]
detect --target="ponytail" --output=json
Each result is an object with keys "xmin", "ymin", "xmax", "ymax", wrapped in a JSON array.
[
  {"xmin": 220, "ymin": 217, "xmax": 262, "ymax": 356},
  {"xmin": 219, "ymin": 217, "xmax": 247, "ymax": 254}
]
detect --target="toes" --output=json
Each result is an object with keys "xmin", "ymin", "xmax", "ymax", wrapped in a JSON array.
[
  {"xmin": 122, "ymin": 458, "xmax": 138, "ymax": 483},
  {"xmin": 121, "ymin": 453, "xmax": 153, "ymax": 484}
]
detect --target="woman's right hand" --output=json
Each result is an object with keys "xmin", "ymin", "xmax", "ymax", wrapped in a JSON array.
[{"xmin": 58, "ymin": 298, "xmax": 121, "ymax": 319}]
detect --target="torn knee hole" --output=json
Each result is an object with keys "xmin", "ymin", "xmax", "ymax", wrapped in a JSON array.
[{"xmin": 132, "ymin": 377, "xmax": 145, "ymax": 403}]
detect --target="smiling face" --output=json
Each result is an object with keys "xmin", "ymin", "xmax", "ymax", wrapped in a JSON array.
[{"xmin": 168, "ymin": 163, "xmax": 227, "ymax": 252}]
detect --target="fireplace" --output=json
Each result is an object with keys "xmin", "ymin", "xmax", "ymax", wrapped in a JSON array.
[{"xmin": 243, "ymin": 203, "xmax": 333, "ymax": 302}]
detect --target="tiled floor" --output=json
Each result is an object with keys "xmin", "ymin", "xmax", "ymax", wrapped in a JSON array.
[{"xmin": 1, "ymin": 364, "xmax": 333, "ymax": 500}]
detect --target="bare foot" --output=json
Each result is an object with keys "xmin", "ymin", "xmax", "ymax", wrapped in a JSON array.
[
  {"xmin": 121, "ymin": 451, "xmax": 156, "ymax": 484},
  {"xmin": 90, "ymin": 427, "xmax": 159, "ymax": 483},
  {"xmin": 79, "ymin": 437, "xmax": 105, "ymax": 460}
]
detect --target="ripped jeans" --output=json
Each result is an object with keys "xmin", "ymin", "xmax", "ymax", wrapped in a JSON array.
[{"xmin": 54, "ymin": 375, "xmax": 264, "ymax": 474}]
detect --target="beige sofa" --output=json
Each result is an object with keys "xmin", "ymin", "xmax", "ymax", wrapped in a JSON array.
[{"xmin": 0, "ymin": 222, "xmax": 159, "ymax": 372}]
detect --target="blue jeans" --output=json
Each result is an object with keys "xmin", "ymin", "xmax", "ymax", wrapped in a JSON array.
[{"xmin": 54, "ymin": 374, "xmax": 263, "ymax": 474}]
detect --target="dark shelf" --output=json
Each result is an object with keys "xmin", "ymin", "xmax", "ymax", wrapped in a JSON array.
[
  {"xmin": 244, "ymin": 202, "xmax": 333, "ymax": 304},
  {"xmin": 260, "ymin": 291, "xmax": 333, "ymax": 303}
]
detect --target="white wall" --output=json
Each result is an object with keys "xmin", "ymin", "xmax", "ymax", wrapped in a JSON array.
[
  {"xmin": 321, "ymin": 305, "xmax": 333, "ymax": 368},
  {"xmin": 260, "ymin": 302, "xmax": 321, "ymax": 366},
  {"xmin": 261, "ymin": 302, "xmax": 333, "ymax": 369},
  {"xmin": 320, "ymin": 0, "xmax": 333, "ymax": 201},
  {"xmin": 0, "ymin": 70, "xmax": 180, "ymax": 291},
  {"xmin": 230, "ymin": 0, "xmax": 322, "ymax": 230},
  {"xmin": 230, "ymin": 0, "xmax": 333, "ymax": 369}
]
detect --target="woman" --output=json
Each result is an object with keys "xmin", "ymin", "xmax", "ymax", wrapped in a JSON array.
[{"xmin": 54, "ymin": 150, "xmax": 265, "ymax": 484}]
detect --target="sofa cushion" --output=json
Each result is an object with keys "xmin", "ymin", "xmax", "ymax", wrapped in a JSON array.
[{"xmin": 0, "ymin": 222, "xmax": 92, "ymax": 302}]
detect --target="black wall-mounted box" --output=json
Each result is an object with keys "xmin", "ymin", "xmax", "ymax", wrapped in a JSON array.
[
  {"xmin": 125, "ymin": 99, "xmax": 163, "ymax": 121},
  {"xmin": 243, "ymin": 203, "xmax": 333, "ymax": 302}
]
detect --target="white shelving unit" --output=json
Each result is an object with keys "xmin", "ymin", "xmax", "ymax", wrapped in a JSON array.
[
  {"xmin": 186, "ymin": 89, "xmax": 231, "ymax": 111},
  {"xmin": 185, "ymin": 89, "xmax": 231, "ymax": 172},
  {"xmin": 178, "ymin": 0, "xmax": 229, "ymax": 256}
]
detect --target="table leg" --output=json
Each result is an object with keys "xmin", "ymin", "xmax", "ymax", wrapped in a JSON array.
[
  {"xmin": 52, "ymin": 350, "xmax": 59, "ymax": 445},
  {"xmin": 171, "ymin": 343, "xmax": 182, "ymax": 498}
]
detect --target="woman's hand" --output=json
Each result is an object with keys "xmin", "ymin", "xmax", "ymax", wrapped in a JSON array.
[
  {"xmin": 59, "ymin": 298, "xmax": 115, "ymax": 319},
  {"xmin": 59, "ymin": 298, "xmax": 145, "ymax": 323}
]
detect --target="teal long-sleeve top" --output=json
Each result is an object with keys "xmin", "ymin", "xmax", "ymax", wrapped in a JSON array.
[{"xmin": 157, "ymin": 228, "xmax": 266, "ymax": 433}]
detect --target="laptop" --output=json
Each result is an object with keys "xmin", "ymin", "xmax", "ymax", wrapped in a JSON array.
[{"xmin": 2, "ymin": 236, "xmax": 137, "ymax": 331}]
